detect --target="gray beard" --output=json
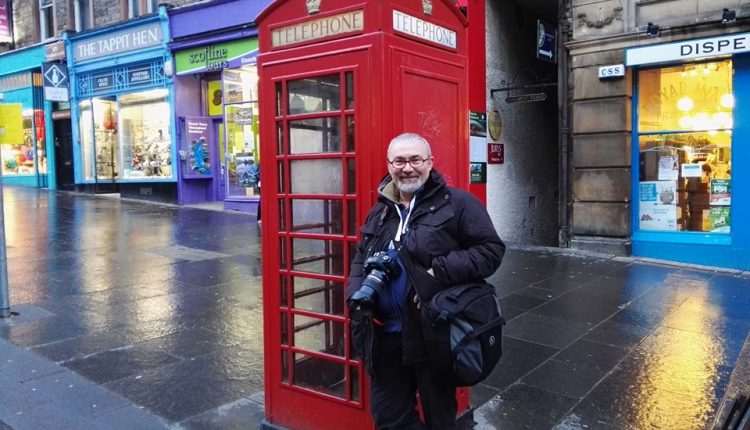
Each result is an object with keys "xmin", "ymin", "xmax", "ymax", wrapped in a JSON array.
[{"xmin": 397, "ymin": 178, "xmax": 424, "ymax": 195}]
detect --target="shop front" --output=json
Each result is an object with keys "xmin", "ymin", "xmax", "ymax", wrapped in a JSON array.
[
  {"xmin": 168, "ymin": 0, "xmax": 269, "ymax": 213},
  {"xmin": 65, "ymin": 8, "xmax": 176, "ymax": 201},
  {"xmin": 0, "ymin": 45, "xmax": 52, "ymax": 188},
  {"xmin": 626, "ymin": 33, "xmax": 750, "ymax": 270}
]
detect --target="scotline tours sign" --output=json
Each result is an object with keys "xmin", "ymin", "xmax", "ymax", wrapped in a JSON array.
[
  {"xmin": 271, "ymin": 10, "xmax": 363, "ymax": 48},
  {"xmin": 626, "ymin": 32, "xmax": 750, "ymax": 66},
  {"xmin": 393, "ymin": 10, "xmax": 457, "ymax": 50},
  {"xmin": 73, "ymin": 22, "xmax": 163, "ymax": 62}
]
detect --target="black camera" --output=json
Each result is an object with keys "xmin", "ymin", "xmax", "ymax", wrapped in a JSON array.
[{"xmin": 349, "ymin": 250, "xmax": 402, "ymax": 308}]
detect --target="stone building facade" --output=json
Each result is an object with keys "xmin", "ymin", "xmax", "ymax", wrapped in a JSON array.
[{"xmin": 566, "ymin": 0, "xmax": 750, "ymax": 264}]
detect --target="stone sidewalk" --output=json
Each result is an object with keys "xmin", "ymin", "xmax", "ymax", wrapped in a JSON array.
[{"xmin": 1, "ymin": 186, "xmax": 749, "ymax": 429}]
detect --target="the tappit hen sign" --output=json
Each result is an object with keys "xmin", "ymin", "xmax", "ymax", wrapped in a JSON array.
[{"xmin": 73, "ymin": 23, "xmax": 163, "ymax": 61}]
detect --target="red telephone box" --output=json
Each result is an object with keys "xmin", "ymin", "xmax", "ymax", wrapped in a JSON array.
[{"xmin": 257, "ymin": 1, "xmax": 468, "ymax": 428}]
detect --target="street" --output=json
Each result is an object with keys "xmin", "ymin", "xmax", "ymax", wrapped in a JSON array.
[{"xmin": 1, "ymin": 186, "xmax": 749, "ymax": 429}]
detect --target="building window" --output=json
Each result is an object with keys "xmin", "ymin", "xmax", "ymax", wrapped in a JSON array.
[
  {"xmin": 637, "ymin": 60, "xmax": 733, "ymax": 233},
  {"xmin": 39, "ymin": 0, "xmax": 55, "ymax": 40},
  {"xmin": 74, "ymin": 0, "xmax": 93, "ymax": 32},
  {"xmin": 128, "ymin": 0, "xmax": 157, "ymax": 18}
]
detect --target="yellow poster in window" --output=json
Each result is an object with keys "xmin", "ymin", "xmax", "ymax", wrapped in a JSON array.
[
  {"xmin": 207, "ymin": 80, "xmax": 223, "ymax": 117},
  {"xmin": 0, "ymin": 104, "xmax": 24, "ymax": 144}
]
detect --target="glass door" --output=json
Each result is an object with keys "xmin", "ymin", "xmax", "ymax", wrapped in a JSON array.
[
  {"xmin": 274, "ymin": 69, "xmax": 359, "ymax": 403},
  {"xmin": 225, "ymin": 102, "xmax": 259, "ymax": 198},
  {"xmin": 91, "ymin": 97, "xmax": 118, "ymax": 186}
]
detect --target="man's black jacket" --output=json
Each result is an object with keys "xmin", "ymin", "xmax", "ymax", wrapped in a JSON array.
[{"xmin": 347, "ymin": 170, "xmax": 505, "ymax": 364}]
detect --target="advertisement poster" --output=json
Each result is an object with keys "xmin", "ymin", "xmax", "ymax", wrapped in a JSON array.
[
  {"xmin": 709, "ymin": 206, "xmax": 730, "ymax": 233},
  {"xmin": 639, "ymin": 181, "xmax": 678, "ymax": 231},
  {"xmin": 470, "ymin": 162, "xmax": 486, "ymax": 184},
  {"xmin": 469, "ymin": 111, "xmax": 487, "ymax": 137},
  {"xmin": 0, "ymin": 1, "xmax": 10, "ymax": 43},
  {"xmin": 184, "ymin": 117, "xmax": 212, "ymax": 177},
  {"xmin": 709, "ymin": 179, "xmax": 731, "ymax": 205},
  {"xmin": 681, "ymin": 163, "xmax": 702, "ymax": 178},
  {"xmin": 0, "ymin": 104, "xmax": 23, "ymax": 144},
  {"xmin": 658, "ymin": 155, "xmax": 679, "ymax": 181}
]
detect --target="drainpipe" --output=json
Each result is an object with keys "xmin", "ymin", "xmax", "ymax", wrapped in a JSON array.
[{"xmin": 557, "ymin": 0, "xmax": 572, "ymax": 248}]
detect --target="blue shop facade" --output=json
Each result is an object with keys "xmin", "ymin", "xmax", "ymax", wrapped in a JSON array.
[
  {"xmin": 65, "ymin": 7, "xmax": 177, "ymax": 201},
  {"xmin": 627, "ymin": 32, "xmax": 750, "ymax": 270},
  {"xmin": 0, "ymin": 44, "xmax": 55, "ymax": 188}
]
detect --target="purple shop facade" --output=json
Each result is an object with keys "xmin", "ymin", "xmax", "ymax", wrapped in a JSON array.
[{"xmin": 168, "ymin": 0, "xmax": 269, "ymax": 213}]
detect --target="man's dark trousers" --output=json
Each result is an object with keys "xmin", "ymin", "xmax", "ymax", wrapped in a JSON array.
[{"xmin": 370, "ymin": 332, "xmax": 457, "ymax": 430}]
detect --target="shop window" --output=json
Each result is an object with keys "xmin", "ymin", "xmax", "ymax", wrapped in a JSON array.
[
  {"xmin": 39, "ymin": 0, "xmax": 55, "ymax": 40},
  {"xmin": 119, "ymin": 89, "xmax": 171, "ymax": 179},
  {"xmin": 128, "ymin": 0, "xmax": 156, "ymax": 18},
  {"xmin": 223, "ymin": 65, "xmax": 260, "ymax": 199},
  {"xmin": 74, "ymin": 0, "xmax": 93, "ymax": 32},
  {"xmin": 1, "ymin": 110, "xmax": 45, "ymax": 176},
  {"xmin": 637, "ymin": 60, "xmax": 733, "ymax": 233},
  {"xmin": 79, "ymin": 89, "xmax": 171, "ymax": 181}
]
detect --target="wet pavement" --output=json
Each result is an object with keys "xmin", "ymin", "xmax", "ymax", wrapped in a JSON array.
[{"xmin": 0, "ymin": 186, "xmax": 749, "ymax": 430}]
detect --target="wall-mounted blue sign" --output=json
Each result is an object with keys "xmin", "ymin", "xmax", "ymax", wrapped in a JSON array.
[{"xmin": 536, "ymin": 20, "xmax": 556, "ymax": 63}]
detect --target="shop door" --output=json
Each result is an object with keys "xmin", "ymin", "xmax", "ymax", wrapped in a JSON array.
[
  {"xmin": 91, "ymin": 97, "xmax": 118, "ymax": 193},
  {"xmin": 53, "ymin": 119, "xmax": 75, "ymax": 190},
  {"xmin": 261, "ymin": 52, "xmax": 371, "ymax": 430}
]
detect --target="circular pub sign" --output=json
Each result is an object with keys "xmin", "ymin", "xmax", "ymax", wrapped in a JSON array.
[{"xmin": 488, "ymin": 109, "xmax": 502, "ymax": 141}]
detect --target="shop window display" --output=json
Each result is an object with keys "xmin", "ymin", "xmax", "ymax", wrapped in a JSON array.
[
  {"xmin": 119, "ymin": 89, "xmax": 171, "ymax": 178},
  {"xmin": 637, "ymin": 60, "xmax": 733, "ymax": 233},
  {"xmin": 79, "ymin": 88, "xmax": 171, "ymax": 181},
  {"xmin": 1, "ymin": 111, "xmax": 46, "ymax": 176},
  {"xmin": 223, "ymin": 65, "xmax": 260, "ymax": 198}
]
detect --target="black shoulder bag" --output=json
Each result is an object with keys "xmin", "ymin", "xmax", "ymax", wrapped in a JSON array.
[{"xmin": 399, "ymin": 248, "xmax": 505, "ymax": 387}]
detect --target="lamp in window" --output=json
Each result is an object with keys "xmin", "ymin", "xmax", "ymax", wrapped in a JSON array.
[
  {"xmin": 722, "ymin": 8, "xmax": 736, "ymax": 25},
  {"xmin": 646, "ymin": 22, "xmax": 660, "ymax": 37},
  {"xmin": 678, "ymin": 115, "xmax": 693, "ymax": 129},
  {"xmin": 677, "ymin": 96, "xmax": 694, "ymax": 112},
  {"xmin": 720, "ymin": 93, "xmax": 735, "ymax": 109}
]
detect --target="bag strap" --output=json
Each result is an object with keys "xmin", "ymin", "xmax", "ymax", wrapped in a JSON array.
[{"xmin": 398, "ymin": 245, "xmax": 431, "ymax": 302}]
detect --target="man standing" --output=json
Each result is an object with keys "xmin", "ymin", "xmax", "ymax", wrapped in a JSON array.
[{"xmin": 347, "ymin": 133, "xmax": 505, "ymax": 429}]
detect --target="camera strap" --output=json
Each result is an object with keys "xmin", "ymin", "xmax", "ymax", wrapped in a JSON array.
[{"xmin": 394, "ymin": 198, "xmax": 416, "ymax": 242}]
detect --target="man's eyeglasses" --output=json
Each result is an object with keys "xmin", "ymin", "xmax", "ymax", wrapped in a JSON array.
[{"xmin": 388, "ymin": 157, "xmax": 431, "ymax": 168}]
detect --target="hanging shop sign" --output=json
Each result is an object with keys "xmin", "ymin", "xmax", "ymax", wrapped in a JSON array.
[
  {"xmin": 506, "ymin": 93, "xmax": 547, "ymax": 103},
  {"xmin": 271, "ymin": 9, "xmax": 364, "ymax": 48},
  {"xmin": 536, "ymin": 20, "xmax": 556, "ymax": 63},
  {"xmin": 175, "ymin": 38, "xmax": 259, "ymax": 75},
  {"xmin": 45, "ymin": 41, "xmax": 66, "ymax": 61},
  {"xmin": 393, "ymin": 10, "xmax": 457, "ymax": 49},
  {"xmin": 72, "ymin": 22, "xmax": 163, "ymax": 62},
  {"xmin": 42, "ymin": 62, "xmax": 69, "ymax": 102},
  {"xmin": 626, "ymin": 32, "xmax": 750, "ymax": 66}
]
